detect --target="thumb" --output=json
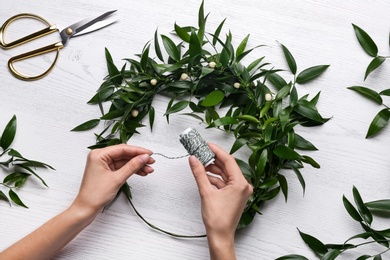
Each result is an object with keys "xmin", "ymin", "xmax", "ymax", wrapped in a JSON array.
[
  {"xmin": 117, "ymin": 154, "xmax": 150, "ymax": 181},
  {"xmin": 189, "ymin": 155, "xmax": 211, "ymax": 195}
]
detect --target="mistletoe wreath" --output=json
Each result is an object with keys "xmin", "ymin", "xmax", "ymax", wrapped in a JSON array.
[{"xmin": 73, "ymin": 1, "xmax": 330, "ymax": 235}]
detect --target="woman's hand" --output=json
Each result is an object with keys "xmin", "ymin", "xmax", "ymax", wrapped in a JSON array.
[
  {"xmin": 72, "ymin": 144, "xmax": 155, "ymax": 215},
  {"xmin": 189, "ymin": 142, "xmax": 253, "ymax": 260}
]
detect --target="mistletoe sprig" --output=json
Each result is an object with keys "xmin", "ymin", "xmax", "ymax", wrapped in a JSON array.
[
  {"xmin": 0, "ymin": 115, "xmax": 54, "ymax": 208},
  {"xmin": 348, "ymin": 24, "xmax": 390, "ymax": 138},
  {"xmin": 73, "ymin": 1, "xmax": 329, "ymax": 230},
  {"xmin": 277, "ymin": 187, "xmax": 390, "ymax": 260}
]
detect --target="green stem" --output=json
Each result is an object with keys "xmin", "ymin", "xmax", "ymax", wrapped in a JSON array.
[{"xmin": 125, "ymin": 194, "xmax": 206, "ymax": 238}]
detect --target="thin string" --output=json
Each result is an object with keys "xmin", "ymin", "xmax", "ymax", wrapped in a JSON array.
[{"xmin": 151, "ymin": 153, "xmax": 188, "ymax": 160}]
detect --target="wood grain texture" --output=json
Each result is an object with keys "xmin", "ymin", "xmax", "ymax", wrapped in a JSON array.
[{"xmin": 1, "ymin": 0, "xmax": 390, "ymax": 259}]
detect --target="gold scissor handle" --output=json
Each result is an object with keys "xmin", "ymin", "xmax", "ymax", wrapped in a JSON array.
[
  {"xmin": 0, "ymin": 13, "xmax": 62, "ymax": 80},
  {"xmin": 8, "ymin": 42, "xmax": 64, "ymax": 81},
  {"xmin": 0, "ymin": 13, "xmax": 58, "ymax": 49}
]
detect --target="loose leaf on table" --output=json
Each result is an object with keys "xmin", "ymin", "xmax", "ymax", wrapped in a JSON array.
[
  {"xmin": 366, "ymin": 108, "xmax": 390, "ymax": 138},
  {"xmin": 0, "ymin": 115, "xmax": 17, "ymax": 150},
  {"xmin": 298, "ymin": 229, "xmax": 328, "ymax": 256},
  {"xmin": 365, "ymin": 199, "xmax": 390, "ymax": 213},
  {"xmin": 343, "ymin": 195, "xmax": 363, "ymax": 222},
  {"xmin": 347, "ymin": 86, "xmax": 382, "ymax": 105},
  {"xmin": 296, "ymin": 65, "xmax": 329, "ymax": 84},
  {"xmin": 364, "ymin": 56, "xmax": 386, "ymax": 80},
  {"xmin": 0, "ymin": 190, "xmax": 10, "ymax": 205},
  {"xmin": 352, "ymin": 24, "xmax": 378, "ymax": 57},
  {"xmin": 379, "ymin": 89, "xmax": 390, "ymax": 96},
  {"xmin": 9, "ymin": 189, "xmax": 28, "ymax": 208},
  {"xmin": 352, "ymin": 186, "xmax": 372, "ymax": 225},
  {"xmin": 71, "ymin": 119, "xmax": 100, "ymax": 131}
]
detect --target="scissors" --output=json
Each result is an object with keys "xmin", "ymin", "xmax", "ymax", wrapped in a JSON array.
[{"xmin": 0, "ymin": 10, "xmax": 116, "ymax": 81}]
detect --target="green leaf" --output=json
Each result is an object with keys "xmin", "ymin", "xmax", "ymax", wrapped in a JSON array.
[
  {"xmin": 296, "ymin": 65, "xmax": 329, "ymax": 84},
  {"xmin": 275, "ymin": 255, "xmax": 309, "ymax": 260},
  {"xmin": 352, "ymin": 24, "xmax": 378, "ymax": 57},
  {"xmin": 161, "ymin": 35, "xmax": 180, "ymax": 61},
  {"xmin": 71, "ymin": 119, "xmax": 100, "ymax": 131},
  {"xmin": 189, "ymin": 30, "xmax": 202, "ymax": 63},
  {"xmin": 277, "ymin": 174, "xmax": 288, "ymax": 202},
  {"xmin": 212, "ymin": 18, "xmax": 226, "ymax": 46},
  {"xmin": 236, "ymin": 34, "xmax": 250, "ymax": 58},
  {"xmin": 230, "ymin": 138, "xmax": 247, "ymax": 154},
  {"xmin": 235, "ymin": 115, "xmax": 259, "ymax": 124},
  {"xmin": 0, "ymin": 190, "xmax": 10, "ymax": 205},
  {"xmin": 207, "ymin": 116, "xmax": 238, "ymax": 128},
  {"xmin": 321, "ymin": 249, "xmax": 341, "ymax": 260},
  {"xmin": 347, "ymin": 86, "xmax": 382, "ymax": 105},
  {"xmin": 366, "ymin": 108, "xmax": 390, "ymax": 138},
  {"xmin": 343, "ymin": 195, "xmax": 363, "ymax": 222},
  {"xmin": 294, "ymin": 100, "xmax": 324, "ymax": 123},
  {"xmin": 364, "ymin": 56, "xmax": 386, "ymax": 80},
  {"xmin": 237, "ymin": 211, "xmax": 255, "ymax": 229},
  {"xmin": 164, "ymin": 101, "xmax": 189, "ymax": 115},
  {"xmin": 379, "ymin": 89, "xmax": 390, "ymax": 96},
  {"xmin": 356, "ymin": 255, "xmax": 372, "ymax": 260},
  {"xmin": 9, "ymin": 189, "xmax": 28, "ymax": 208},
  {"xmin": 201, "ymin": 90, "xmax": 225, "ymax": 107},
  {"xmin": 174, "ymin": 23, "xmax": 191, "ymax": 43},
  {"xmin": 301, "ymin": 155, "xmax": 320, "ymax": 169},
  {"xmin": 291, "ymin": 166, "xmax": 306, "ymax": 195},
  {"xmin": 275, "ymin": 83, "xmax": 291, "ymax": 101},
  {"xmin": 267, "ymin": 72, "xmax": 288, "ymax": 91},
  {"xmin": 353, "ymin": 186, "xmax": 372, "ymax": 225},
  {"xmin": 1, "ymin": 115, "xmax": 17, "ymax": 150},
  {"xmin": 298, "ymin": 229, "xmax": 328, "ymax": 256},
  {"xmin": 105, "ymin": 48, "xmax": 122, "ymax": 85},
  {"xmin": 294, "ymin": 133, "xmax": 318, "ymax": 151},
  {"xmin": 256, "ymin": 149, "xmax": 268, "ymax": 177},
  {"xmin": 259, "ymin": 177, "xmax": 278, "ymax": 188},
  {"xmin": 149, "ymin": 106, "xmax": 155, "ymax": 131},
  {"xmin": 154, "ymin": 29, "xmax": 164, "ymax": 62},
  {"xmin": 140, "ymin": 44, "xmax": 150, "ymax": 71},
  {"xmin": 280, "ymin": 43, "xmax": 297, "ymax": 74},
  {"xmin": 273, "ymin": 145, "xmax": 302, "ymax": 160},
  {"xmin": 365, "ymin": 199, "xmax": 390, "ymax": 213}
]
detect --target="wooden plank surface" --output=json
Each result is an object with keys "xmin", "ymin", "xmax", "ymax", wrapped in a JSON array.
[{"xmin": 1, "ymin": 0, "xmax": 390, "ymax": 259}]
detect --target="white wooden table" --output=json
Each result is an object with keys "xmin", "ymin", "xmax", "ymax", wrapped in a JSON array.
[{"xmin": 1, "ymin": 1, "xmax": 390, "ymax": 259}]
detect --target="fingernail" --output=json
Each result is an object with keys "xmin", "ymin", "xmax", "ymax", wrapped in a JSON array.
[{"xmin": 139, "ymin": 154, "xmax": 150, "ymax": 163}]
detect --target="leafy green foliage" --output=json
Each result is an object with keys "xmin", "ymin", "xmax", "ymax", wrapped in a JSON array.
[
  {"xmin": 348, "ymin": 24, "xmax": 390, "ymax": 138},
  {"xmin": 74, "ymin": 1, "xmax": 329, "ymax": 230},
  {"xmin": 0, "ymin": 115, "xmax": 54, "ymax": 208},
  {"xmin": 278, "ymin": 187, "xmax": 390, "ymax": 259}
]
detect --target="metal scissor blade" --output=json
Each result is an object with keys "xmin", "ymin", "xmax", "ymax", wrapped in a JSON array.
[
  {"xmin": 60, "ymin": 10, "xmax": 117, "ymax": 45},
  {"xmin": 72, "ymin": 19, "xmax": 117, "ymax": 37}
]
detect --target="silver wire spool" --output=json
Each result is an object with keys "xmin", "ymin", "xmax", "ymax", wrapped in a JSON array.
[{"xmin": 179, "ymin": 128, "xmax": 215, "ymax": 166}]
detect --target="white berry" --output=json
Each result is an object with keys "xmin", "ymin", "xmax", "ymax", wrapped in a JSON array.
[
  {"xmin": 150, "ymin": 79, "xmax": 158, "ymax": 86},
  {"xmin": 265, "ymin": 93, "xmax": 272, "ymax": 101},
  {"xmin": 233, "ymin": 82, "xmax": 240, "ymax": 89},
  {"xmin": 208, "ymin": 61, "xmax": 216, "ymax": 68},
  {"xmin": 131, "ymin": 109, "xmax": 139, "ymax": 117}
]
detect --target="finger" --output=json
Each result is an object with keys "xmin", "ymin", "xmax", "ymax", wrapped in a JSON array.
[
  {"xmin": 205, "ymin": 164, "xmax": 228, "ymax": 182},
  {"xmin": 208, "ymin": 142, "xmax": 242, "ymax": 179},
  {"xmin": 116, "ymin": 154, "xmax": 151, "ymax": 181},
  {"xmin": 206, "ymin": 174, "xmax": 226, "ymax": 189},
  {"xmin": 189, "ymin": 155, "xmax": 212, "ymax": 196},
  {"xmin": 135, "ymin": 165, "xmax": 154, "ymax": 176},
  {"xmin": 112, "ymin": 157, "xmax": 155, "ymax": 170},
  {"xmin": 100, "ymin": 144, "xmax": 153, "ymax": 164}
]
